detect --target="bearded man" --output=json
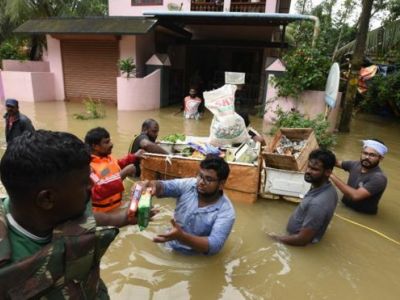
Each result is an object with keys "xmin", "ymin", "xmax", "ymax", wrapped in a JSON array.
[
  {"xmin": 269, "ymin": 149, "xmax": 338, "ymax": 246},
  {"xmin": 330, "ymin": 139, "xmax": 388, "ymax": 215},
  {"xmin": 142, "ymin": 156, "xmax": 235, "ymax": 255}
]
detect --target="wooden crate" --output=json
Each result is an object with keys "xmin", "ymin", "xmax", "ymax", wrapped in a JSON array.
[
  {"xmin": 262, "ymin": 128, "xmax": 318, "ymax": 171},
  {"xmin": 140, "ymin": 153, "xmax": 261, "ymax": 204}
]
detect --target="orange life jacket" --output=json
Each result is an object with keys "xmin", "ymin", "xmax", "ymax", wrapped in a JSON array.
[{"xmin": 90, "ymin": 155, "xmax": 122, "ymax": 212}]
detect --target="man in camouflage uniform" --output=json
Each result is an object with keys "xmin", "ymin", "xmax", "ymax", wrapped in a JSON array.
[{"xmin": 0, "ymin": 130, "xmax": 143, "ymax": 299}]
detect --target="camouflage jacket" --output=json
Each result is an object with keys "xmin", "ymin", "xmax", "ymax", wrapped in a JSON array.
[{"xmin": 0, "ymin": 201, "xmax": 119, "ymax": 299}]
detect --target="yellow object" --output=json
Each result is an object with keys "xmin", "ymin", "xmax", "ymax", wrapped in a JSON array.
[{"xmin": 334, "ymin": 213, "xmax": 400, "ymax": 246}]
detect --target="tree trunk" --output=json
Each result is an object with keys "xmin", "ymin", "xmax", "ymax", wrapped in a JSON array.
[{"xmin": 338, "ymin": 0, "xmax": 374, "ymax": 132}]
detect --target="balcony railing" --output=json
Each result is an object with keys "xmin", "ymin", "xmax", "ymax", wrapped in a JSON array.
[
  {"xmin": 191, "ymin": 2, "xmax": 224, "ymax": 12},
  {"xmin": 190, "ymin": 1, "xmax": 266, "ymax": 13},
  {"xmin": 230, "ymin": 2, "xmax": 265, "ymax": 13}
]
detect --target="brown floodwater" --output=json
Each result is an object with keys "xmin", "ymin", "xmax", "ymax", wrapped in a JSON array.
[{"xmin": 0, "ymin": 102, "xmax": 399, "ymax": 299}]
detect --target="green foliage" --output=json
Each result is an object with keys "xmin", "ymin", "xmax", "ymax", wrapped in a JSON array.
[
  {"xmin": 3, "ymin": 0, "xmax": 108, "ymax": 60},
  {"xmin": 162, "ymin": 134, "xmax": 186, "ymax": 143},
  {"xmin": 271, "ymin": 109, "xmax": 336, "ymax": 149},
  {"xmin": 363, "ymin": 72, "xmax": 400, "ymax": 112},
  {"xmin": 74, "ymin": 97, "xmax": 106, "ymax": 120},
  {"xmin": 118, "ymin": 57, "xmax": 136, "ymax": 78},
  {"xmin": 0, "ymin": 40, "xmax": 27, "ymax": 64},
  {"xmin": 272, "ymin": 44, "xmax": 331, "ymax": 98}
]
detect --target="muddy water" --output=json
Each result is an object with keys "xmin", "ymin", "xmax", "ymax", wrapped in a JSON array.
[{"xmin": 0, "ymin": 102, "xmax": 399, "ymax": 299}]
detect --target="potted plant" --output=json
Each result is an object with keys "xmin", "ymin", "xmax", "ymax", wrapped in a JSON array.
[{"xmin": 118, "ymin": 57, "xmax": 136, "ymax": 78}]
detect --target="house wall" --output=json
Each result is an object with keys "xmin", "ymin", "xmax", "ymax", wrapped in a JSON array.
[
  {"xmin": 263, "ymin": 79, "xmax": 342, "ymax": 132},
  {"xmin": 119, "ymin": 35, "xmax": 137, "ymax": 77},
  {"xmin": 119, "ymin": 35, "xmax": 136, "ymax": 61},
  {"xmin": 108, "ymin": 0, "xmax": 280, "ymax": 16},
  {"xmin": 109, "ymin": 0, "xmax": 190, "ymax": 17},
  {"xmin": 46, "ymin": 35, "xmax": 65, "ymax": 100},
  {"xmin": 1, "ymin": 71, "xmax": 55, "ymax": 102},
  {"xmin": 117, "ymin": 69, "xmax": 161, "ymax": 110},
  {"xmin": 2, "ymin": 60, "xmax": 50, "ymax": 72}
]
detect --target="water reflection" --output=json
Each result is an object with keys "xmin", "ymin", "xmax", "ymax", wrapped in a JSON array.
[{"xmin": 0, "ymin": 102, "xmax": 399, "ymax": 299}]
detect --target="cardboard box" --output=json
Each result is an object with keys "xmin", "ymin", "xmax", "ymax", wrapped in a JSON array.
[{"xmin": 262, "ymin": 128, "xmax": 318, "ymax": 171}]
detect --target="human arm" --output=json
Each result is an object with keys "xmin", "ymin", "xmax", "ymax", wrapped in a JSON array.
[
  {"xmin": 117, "ymin": 150, "xmax": 146, "ymax": 169},
  {"xmin": 269, "ymin": 202, "xmax": 329, "ymax": 246},
  {"xmin": 330, "ymin": 160, "xmax": 374, "ymax": 201},
  {"xmin": 140, "ymin": 138, "xmax": 169, "ymax": 154},
  {"xmin": 269, "ymin": 228, "xmax": 316, "ymax": 246},
  {"xmin": 335, "ymin": 159, "xmax": 343, "ymax": 168},
  {"xmin": 94, "ymin": 206, "xmax": 158, "ymax": 228},
  {"xmin": 90, "ymin": 171, "xmax": 125, "ymax": 202},
  {"xmin": 330, "ymin": 173, "xmax": 373, "ymax": 201},
  {"xmin": 153, "ymin": 219, "xmax": 210, "ymax": 253},
  {"xmin": 142, "ymin": 178, "xmax": 191, "ymax": 198},
  {"xmin": 154, "ymin": 199, "xmax": 235, "ymax": 255},
  {"xmin": 94, "ymin": 208, "xmax": 133, "ymax": 228}
]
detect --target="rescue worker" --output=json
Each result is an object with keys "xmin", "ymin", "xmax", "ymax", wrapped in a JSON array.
[
  {"xmin": 85, "ymin": 127, "xmax": 144, "ymax": 213},
  {"xmin": 0, "ymin": 130, "xmax": 147, "ymax": 298}
]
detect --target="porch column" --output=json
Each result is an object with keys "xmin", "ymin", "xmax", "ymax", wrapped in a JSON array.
[
  {"xmin": 265, "ymin": 0, "xmax": 278, "ymax": 13},
  {"xmin": 223, "ymin": 0, "xmax": 231, "ymax": 12},
  {"xmin": 46, "ymin": 35, "xmax": 65, "ymax": 101}
]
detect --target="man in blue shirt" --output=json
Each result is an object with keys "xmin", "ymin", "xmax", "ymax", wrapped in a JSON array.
[{"xmin": 145, "ymin": 156, "xmax": 235, "ymax": 255}]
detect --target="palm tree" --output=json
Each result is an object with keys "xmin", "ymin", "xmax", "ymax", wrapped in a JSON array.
[{"xmin": 4, "ymin": 0, "xmax": 108, "ymax": 60}]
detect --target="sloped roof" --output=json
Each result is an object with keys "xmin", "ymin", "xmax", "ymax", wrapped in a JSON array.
[{"xmin": 14, "ymin": 17, "xmax": 157, "ymax": 35}]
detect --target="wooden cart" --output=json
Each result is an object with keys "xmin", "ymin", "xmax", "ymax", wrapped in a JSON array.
[{"xmin": 140, "ymin": 152, "xmax": 262, "ymax": 204}]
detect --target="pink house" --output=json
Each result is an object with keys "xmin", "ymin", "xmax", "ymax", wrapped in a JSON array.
[{"xmin": 1, "ymin": 0, "xmax": 323, "ymax": 111}]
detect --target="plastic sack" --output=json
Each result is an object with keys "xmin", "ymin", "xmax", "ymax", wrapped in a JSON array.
[
  {"xmin": 187, "ymin": 142, "xmax": 220, "ymax": 156},
  {"xmin": 204, "ymin": 84, "xmax": 249, "ymax": 146}
]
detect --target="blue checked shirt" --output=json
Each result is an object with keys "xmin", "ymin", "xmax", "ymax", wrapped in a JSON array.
[{"xmin": 160, "ymin": 178, "xmax": 236, "ymax": 255}]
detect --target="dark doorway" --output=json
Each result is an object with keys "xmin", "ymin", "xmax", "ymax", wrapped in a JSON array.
[{"xmin": 185, "ymin": 46, "xmax": 263, "ymax": 108}]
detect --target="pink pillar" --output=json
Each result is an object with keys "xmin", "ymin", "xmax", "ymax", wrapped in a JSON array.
[{"xmin": 0, "ymin": 71, "xmax": 4, "ymax": 101}]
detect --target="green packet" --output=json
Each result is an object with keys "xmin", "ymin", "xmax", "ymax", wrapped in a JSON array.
[{"xmin": 138, "ymin": 189, "xmax": 152, "ymax": 231}]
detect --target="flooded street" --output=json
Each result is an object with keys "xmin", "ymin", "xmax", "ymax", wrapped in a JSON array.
[{"xmin": 1, "ymin": 102, "xmax": 399, "ymax": 299}]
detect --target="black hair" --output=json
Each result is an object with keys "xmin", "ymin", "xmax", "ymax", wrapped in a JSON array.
[
  {"xmin": 84, "ymin": 127, "xmax": 110, "ymax": 147},
  {"xmin": 308, "ymin": 149, "xmax": 336, "ymax": 170},
  {"xmin": 200, "ymin": 155, "xmax": 230, "ymax": 181},
  {"xmin": 0, "ymin": 130, "xmax": 90, "ymax": 199},
  {"xmin": 141, "ymin": 119, "xmax": 158, "ymax": 131}
]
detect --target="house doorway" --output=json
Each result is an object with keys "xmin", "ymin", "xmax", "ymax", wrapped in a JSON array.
[{"xmin": 185, "ymin": 45, "xmax": 263, "ymax": 108}]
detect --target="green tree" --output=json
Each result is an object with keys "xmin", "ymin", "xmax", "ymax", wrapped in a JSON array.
[
  {"xmin": 4, "ymin": 0, "xmax": 108, "ymax": 60},
  {"xmin": 339, "ymin": 0, "xmax": 374, "ymax": 132},
  {"xmin": 287, "ymin": 0, "xmax": 358, "ymax": 58}
]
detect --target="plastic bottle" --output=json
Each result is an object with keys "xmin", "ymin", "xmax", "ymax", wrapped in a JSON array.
[
  {"xmin": 138, "ymin": 188, "xmax": 152, "ymax": 231},
  {"xmin": 128, "ymin": 184, "xmax": 142, "ymax": 222}
]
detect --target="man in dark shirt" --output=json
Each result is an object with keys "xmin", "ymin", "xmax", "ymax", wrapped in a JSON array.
[
  {"xmin": 330, "ymin": 139, "xmax": 388, "ymax": 214},
  {"xmin": 130, "ymin": 119, "xmax": 169, "ymax": 177},
  {"xmin": 3, "ymin": 99, "xmax": 34, "ymax": 143},
  {"xmin": 269, "ymin": 149, "xmax": 338, "ymax": 246}
]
